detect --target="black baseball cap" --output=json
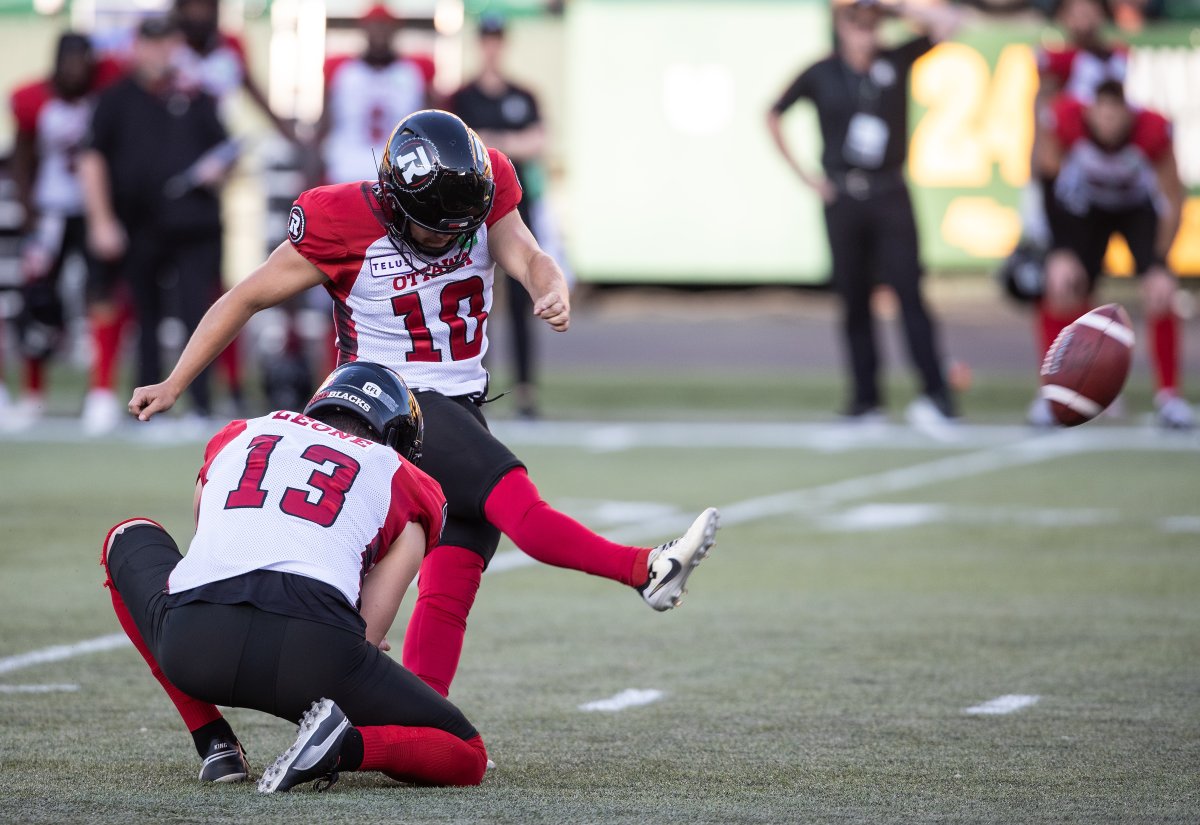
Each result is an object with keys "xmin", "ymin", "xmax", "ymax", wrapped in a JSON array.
[
  {"xmin": 137, "ymin": 15, "xmax": 181, "ymax": 39},
  {"xmin": 479, "ymin": 13, "xmax": 506, "ymax": 36}
]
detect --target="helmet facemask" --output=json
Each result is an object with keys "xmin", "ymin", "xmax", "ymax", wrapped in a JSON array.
[{"xmin": 374, "ymin": 111, "xmax": 496, "ymax": 276}]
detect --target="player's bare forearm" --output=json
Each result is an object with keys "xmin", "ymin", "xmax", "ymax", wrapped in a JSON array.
[
  {"xmin": 489, "ymin": 209, "xmax": 570, "ymax": 331},
  {"xmin": 129, "ymin": 241, "xmax": 328, "ymax": 419},
  {"xmin": 360, "ymin": 523, "xmax": 425, "ymax": 647}
]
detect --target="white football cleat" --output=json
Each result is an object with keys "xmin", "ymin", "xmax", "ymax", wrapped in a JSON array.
[
  {"xmin": 1155, "ymin": 392, "xmax": 1195, "ymax": 430},
  {"xmin": 639, "ymin": 508, "xmax": 720, "ymax": 612},
  {"xmin": 82, "ymin": 388, "xmax": 121, "ymax": 436},
  {"xmin": 257, "ymin": 698, "xmax": 350, "ymax": 794},
  {"xmin": 905, "ymin": 395, "xmax": 958, "ymax": 439},
  {"xmin": 1, "ymin": 393, "xmax": 44, "ymax": 432}
]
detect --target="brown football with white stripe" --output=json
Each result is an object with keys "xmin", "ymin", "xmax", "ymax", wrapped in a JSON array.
[{"xmin": 1040, "ymin": 303, "xmax": 1134, "ymax": 427}]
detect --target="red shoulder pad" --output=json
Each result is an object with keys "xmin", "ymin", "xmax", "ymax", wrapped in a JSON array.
[
  {"xmin": 485, "ymin": 148, "xmax": 522, "ymax": 229},
  {"xmin": 220, "ymin": 33, "xmax": 248, "ymax": 68},
  {"xmin": 10, "ymin": 80, "xmax": 52, "ymax": 135},
  {"xmin": 407, "ymin": 54, "xmax": 435, "ymax": 86},
  {"xmin": 1132, "ymin": 108, "xmax": 1172, "ymax": 162},
  {"xmin": 198, "ymin": 419, "xmax": 249, "ymax": 484},
  {"xmin": 323, "ymin": 54, "xmax": 352, "ymax": 88},
  {"xmin": 1051, "ymin": 95, "xmax": 1086, "ymax": 148}
]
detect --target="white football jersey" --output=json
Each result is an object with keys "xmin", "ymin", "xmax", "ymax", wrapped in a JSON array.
[
  {"xmin": 170, "ymin": 411, "xmax": 445, "ymax": 607},
  {"xmin": 323, "ymin": 57, "xmax": 428, "ymax": 184},
  {"xmin": 289, "ymin": 148, "xmax": 523, "ymax": 397},
  {"xmin": 32, "ymin": 97, "xmax": 92, "ymax": 214}
]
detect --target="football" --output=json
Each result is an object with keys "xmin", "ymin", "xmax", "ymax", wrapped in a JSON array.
[{"xmin": 1039, "ymin": 303, "xmax": 1134, "ymax": 426}]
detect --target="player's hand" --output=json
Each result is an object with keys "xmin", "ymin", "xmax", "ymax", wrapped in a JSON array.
[
  {"xmin": 1141, "ymin": 267, "xmax": 1176, "ymax": 318},
  {"xmin": 89, "ymin": 218, "xmax": 127, "ymax": 262},
  {"xmin": 534, "ymin": 291, "xmax": 570, "ymax": 332},
  {"xmin": 1044, "ymin": 250, "xmax": 1088, "ymax": 315},
  {"xmin": 128, "ymin": 381, "xmax": 181, "ymax": 421}
]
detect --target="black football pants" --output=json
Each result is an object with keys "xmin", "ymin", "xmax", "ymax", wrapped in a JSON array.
[
  {"xmin": 105, "ymin": 522, "xmax": 477, "ymax": 740},
  {"xmin": 823, "ymin": 185, "xmax": 948, "ymax": 410}
]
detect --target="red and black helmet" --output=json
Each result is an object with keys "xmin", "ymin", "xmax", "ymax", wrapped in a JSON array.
[{"xmin": 376, "ymin": 109, "xmax": 495, "ymax": 240}]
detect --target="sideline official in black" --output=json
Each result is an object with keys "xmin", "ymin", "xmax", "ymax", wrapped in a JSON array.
[{"xmin": 767, "ymin": 0, "xmax": 963, "ymax": 427}]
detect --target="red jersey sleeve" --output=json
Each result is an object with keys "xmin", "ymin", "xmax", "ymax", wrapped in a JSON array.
[
  {"xmin": 1051, "ymin": 96, "xmax": 1086, "ymax": 149},
  {"xmin": 10, "ymin": 80, "xmax": 51, "ymax": 136},
  {"xmin": 485, "ymin": 148, "xmax": 522, "ymax": 229},
  {"xmin": 323, "ymin": 54, "xmax": 351, "ymax": 88},
  {"xmin": 289, "ymin": 185, "xmax": 356, "ymax": 286},
  {"xmin": 91, "ymin": 56, "xmax": 126, "ymax": 92},
  {"xmin": 407, "ymin": 54, "xmax": 435, "ymax": 86},
  {"xmin": 380, "ymin": 461, "xmax": 447, "ymax": 556},
  {"xmin": 1132, "ymin": 109, "xmax": 1172, "ymax": 163},
  {"xmin": 221, "ymin": 33, "xmax": 249, "ymax": 72},
  {"xmin": 197, "ymin": 419, "xmax": 249, "ymax": 484}
]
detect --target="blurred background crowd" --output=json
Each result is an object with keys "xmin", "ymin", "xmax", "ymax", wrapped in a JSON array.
[{"xmin": 0, "ymin": 0, "xmax": 1196, "ymax": 434}]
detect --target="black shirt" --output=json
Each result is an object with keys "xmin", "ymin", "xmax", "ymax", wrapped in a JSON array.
[
  {"xmin": 771, "ymin": 36, "xmax": 933, "ymax": 176},
  {"xmin": 167, "ymin": 569, "xmax": 366, "ymax": 635},
  {"xmin": 86, "ymin": 76, "xmax": 226, "ymax": 232},
  {"xmin": 449, "ymin": 80, "xmax": 541, "ymax": 200}
]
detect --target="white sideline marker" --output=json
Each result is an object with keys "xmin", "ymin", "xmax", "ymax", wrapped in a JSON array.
[
  {"xmin": 0, "ymin": 632, "xmax": 129, "ymax": 676},
  {"xmin": 964, "ymin": 694, "xmax": 1040, "ymax": 715},
  {"xmin": 579, "ymin": 688, "xmax": 665, "ymax": 712},
  {"xmin": 0, "ymin": 683, "xmax": 80, "ymax": 694}
]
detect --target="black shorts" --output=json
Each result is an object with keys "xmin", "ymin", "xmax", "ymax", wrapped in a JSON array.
[
  {"xmin": 105, "ymin": 522, "xmax": 477, "ymax": 740},
  {"xmin": 1050, "ymin": 198, "xmax": 1160, "ymax": 284},
  {"xmin": 413, "ymin": 391, "xmax": 524, "ymax": 564}
]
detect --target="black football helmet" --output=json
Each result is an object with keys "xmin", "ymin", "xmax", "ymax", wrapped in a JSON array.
[
  {"xmin": 996, "ymin": 239, "xmax": 1047, "ymax": 304},
  {"xmin": 304, "ymin": 362, "xmax": 424, "ymax": 464},
  {"xmin": 375, "ymin": 110, "xmax": 495, "ymax": 250}
]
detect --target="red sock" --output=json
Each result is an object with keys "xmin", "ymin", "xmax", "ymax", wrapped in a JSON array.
[
  {"xmin": 24, "ymin": 359, "xmax": 45, "ymax": 395},
  {"xmin": 484, "ymin": 469, "xmax": 651, "ymax": 587},
  {"xmin": 357, "ymin": 728, "xmax": 486, "ymax": 786},
  {"xmin": 100, "ymin": 523, "xmax": 223, "ymax": 733},
  {"xmin": 1037, "ymin": 302, "xmax": 1086, "ymax": 359},
  {"xmin": 402, "ymin": 546, "xmax": 484, "ymax": 697},
  {"xmin": 90, "ymin": 314, "xmax": 123, "ymax": 390},
  {"xmin": 1149, "ymin": 312, "xmax": 1180, "ymax": 394}
]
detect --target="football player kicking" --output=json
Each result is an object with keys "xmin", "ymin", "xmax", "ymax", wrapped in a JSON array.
[
  {"xmin": 103, "ymin": 362, "xmax": 488, "ymax": 791},
  {"xmin": 129, "ymin": 109, "xmax": 720, "ymax": 699}
]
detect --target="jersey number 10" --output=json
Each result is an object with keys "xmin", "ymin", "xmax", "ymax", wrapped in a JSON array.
[{"xmin": 390, "ymin": 276, "xmax": 488, "ymax": 362}]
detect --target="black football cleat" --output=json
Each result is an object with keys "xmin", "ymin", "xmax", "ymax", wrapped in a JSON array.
[
  {"xmin": 198, "ymin": 739, "xmax": 251, "ymax": 783},
  {"xmin": 257, "ymin": 699, "xmax": 350, "ymax": 794}
]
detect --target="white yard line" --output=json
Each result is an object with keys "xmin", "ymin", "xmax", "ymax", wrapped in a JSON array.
[
  {"xmin": 489, "ymin": 434, "xmax": 1091, "ymax": 576},
  {"xmin": 0, "ymin": 633, "xmax": 130, "ymax": 676},
  {"xmin": 0, "ymin": 683, "xmax": 80, "ymax": 694},
  {"xmin": 964, "ymin": 695, "xmax": 1041, "ymax": 715},
  {"xmin": 0, "ymin": 425, "xmax": 1161, "ymax": 680},
  {"xmin": 579, "ymin": 688, "xmax": 665, "ymax": 712},
  {"xmin": 5, "ymin": 417, "xmax": 1199, "ymax": 453}
]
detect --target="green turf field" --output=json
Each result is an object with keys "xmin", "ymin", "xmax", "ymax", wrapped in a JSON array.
[{"xmin": 1, "ymin": 380, "xmax": 1198, "ymax": 823}]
